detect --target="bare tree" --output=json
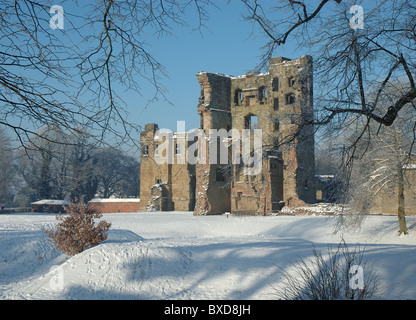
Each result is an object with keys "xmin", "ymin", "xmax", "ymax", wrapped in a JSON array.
[
  {"xmin": 346, "ymin": 83, "xmax": 416, "ymax": 234},
  {"xmin": 240, "ymin": 0, "xmax": 416, "ymax": 133},
  {"xmin": 94, "ymin": 147, "xmax": 140, "ymax": 198},
  {"xmin": 317, "ymin": 80, "xmax": 416, "ymax": 234},
  {"xmin": 15, "ymin": 125, "xmax": 74, "ymax": 202},
  {"xmin": 14, "ymin": 126, "xmax": 140, "ymax": 204},
  {"xmin": 67, "ymin": 134, "xmax": 99, "ymax": 202},
  {"xmin": 0, "ymin": 0, "xmax": 214, "ymax": 150},
  {"xmin": 0, "ymin": 126, "xmax": 15, "ymax": 206}
]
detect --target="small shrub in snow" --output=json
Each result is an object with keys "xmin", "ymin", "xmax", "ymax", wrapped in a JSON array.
[
  {"xmin": 275, "ymin": 240, "xmax": 380, "ymax": 300},
  {"xmin": 43, "ymin": 201, "xmax": 111, "ymax": 256}
]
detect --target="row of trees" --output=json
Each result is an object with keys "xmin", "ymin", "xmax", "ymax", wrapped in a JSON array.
[
  {"xmin": 0, "ymin": 126, "xmax": 140, "ymax": 208},
  {"xmin": 315, "ymin": 83, "xmax": 416, "ymax": 235}
]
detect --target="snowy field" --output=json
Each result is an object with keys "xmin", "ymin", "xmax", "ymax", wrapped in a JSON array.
[{"xmin": 0, "ymin": 210, "xmax": 415, "ymax": 300}]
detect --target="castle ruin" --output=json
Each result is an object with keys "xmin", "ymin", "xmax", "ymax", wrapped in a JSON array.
[{"xmin": 140, "ymin": 55, "xmax": 316, "ymax": 215}]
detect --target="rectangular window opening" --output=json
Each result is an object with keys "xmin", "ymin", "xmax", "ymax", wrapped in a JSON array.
[
  {"xmin": 274, "ymin": 98, "xmax": 279, "ymax": 111},
  {"xmin": 143, "ymin": 145, "xmax": 149, "ymax": 156},
  {"xmin": 272, "ymin": 78, "xmax": 279, "ymax": 91}
]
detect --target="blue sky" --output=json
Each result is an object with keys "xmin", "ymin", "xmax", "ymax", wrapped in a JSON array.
[
  {"xmin": 3, "ymin": 0, "xmax": 311, "ymax": 152},
  {"xmin": 3, "ymin": 0, "xmax": 381, "ymax": 150},
  {"xmin": 127, "ymin": 1, "xmax": 305, "ymax": 133}
]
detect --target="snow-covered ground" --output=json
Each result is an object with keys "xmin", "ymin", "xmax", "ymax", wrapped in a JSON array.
[{"xmin": 0, "ymin": 211, "xmax": 415, "ymax": 300}]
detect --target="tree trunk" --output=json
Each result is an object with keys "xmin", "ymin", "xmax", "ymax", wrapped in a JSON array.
[{"xmin": 397, "ymin": 164, "xmax": 408, "ymax": 235}]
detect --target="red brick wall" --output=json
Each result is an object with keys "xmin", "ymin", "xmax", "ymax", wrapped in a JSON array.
[{"xmin": 88, "ymin": 201, "xmax": 140, "ymax": 213}]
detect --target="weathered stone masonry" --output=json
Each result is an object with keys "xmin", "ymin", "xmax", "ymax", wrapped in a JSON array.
[
  {"xmin": 140, "ymin": 56, "xmax": 316, "ymax": 215},
  {"xmin": 140, "ymin": 123, "xmax": 196, "ymax": 212}
]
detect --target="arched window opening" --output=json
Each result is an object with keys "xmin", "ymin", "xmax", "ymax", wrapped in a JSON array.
[{"xmin": 286, "ymin": 93, "xmax": 295, "ymax": 104}]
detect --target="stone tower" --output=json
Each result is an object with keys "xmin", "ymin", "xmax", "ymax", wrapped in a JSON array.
[{"xmin": 194, "ymin": 55, "xmax": 315, "ymax": 215}]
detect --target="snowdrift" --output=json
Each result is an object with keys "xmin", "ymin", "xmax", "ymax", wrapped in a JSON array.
[{"xmin": 0, "ymin": 211, "xmax": 415, "ymax": 300}]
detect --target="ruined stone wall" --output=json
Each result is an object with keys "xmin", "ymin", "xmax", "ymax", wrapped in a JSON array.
[
  {"xmin": 194, "ymin": 72, "xmax": 232, "ymax": 215},
  {"xmin": 140, "ymin": 123, "xmax": 162, "ymax": 210},
  {"xmin": 268, "ymin": 56, "xmax": 315, "ymax": 207},
  {"xmin": 141, "ymin": 55, "xmax": 315, "ymax": 215},
  {"xmin": 229, "ymin": 55, "xmax": 315, "ymax": 213},
  {"xmin": 230, "ymin": 69, "xmax": 275, "ymax": 215},
  {"xmin": 170, "ymin": 162, "xmax": 195, "ymax": 211},
  {"xmin": 140, "ymin": 124, "xmax": 195, "ymax": 212},
  {"xmin": 369, "ymin": 167, "xmax": 416, "ymax": 215}
]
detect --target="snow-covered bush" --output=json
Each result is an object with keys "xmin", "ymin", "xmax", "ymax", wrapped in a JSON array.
[{"xmin": 43, "ymin": 201, "xmax": 111, "ymax": 256}]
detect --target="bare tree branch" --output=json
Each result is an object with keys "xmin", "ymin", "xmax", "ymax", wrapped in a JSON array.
[
  {"xmin": 0, "ymin": 0, "xmax": 214, "ymax": 150},
  {"xmin": 241, "ymin": 0, "xmax": 416, "ymax": 130}
]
